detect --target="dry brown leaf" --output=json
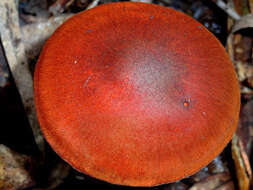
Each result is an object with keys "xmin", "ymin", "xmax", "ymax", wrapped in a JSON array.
[
  {"xmin": 232, "ymin": 134, "xmax": 251, "ymax": 190},
  {"xmin": 250, "ymin": 0, "xmax": 253, "ymax": 13}
]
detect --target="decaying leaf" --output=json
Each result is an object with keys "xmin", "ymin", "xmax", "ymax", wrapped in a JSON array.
[
  {"xmin": 189, "ymin": 172, "xmax": 234, "ymax": 190},
  {"xmin": 0, "ymin": 144, "xmax": 34, "ymax": 190}
]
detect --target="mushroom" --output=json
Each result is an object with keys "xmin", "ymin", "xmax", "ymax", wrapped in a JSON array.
[{"xmin": 34, "ymin": 2, "xmax": 240, "ymax": 187}]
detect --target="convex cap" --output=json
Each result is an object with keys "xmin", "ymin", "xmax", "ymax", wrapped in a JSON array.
[{"xmin": 34, "ymin": 2, "xmax": 240, "ymax": 187}]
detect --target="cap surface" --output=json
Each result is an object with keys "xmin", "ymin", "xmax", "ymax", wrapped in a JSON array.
[{"xmin": 34, "ymin": 2, "xmax": 240, "ymax": 187}]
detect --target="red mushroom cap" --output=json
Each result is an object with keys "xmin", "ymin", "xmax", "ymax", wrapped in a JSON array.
[{"xmin": 34, "ymin": 2, "xmax": 240, "ymax": 187}]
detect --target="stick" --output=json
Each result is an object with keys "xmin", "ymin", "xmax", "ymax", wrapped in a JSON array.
[
  {"xmin": 212, "ymin": 0, "xmax": 241, "ymax": 20},
  {"xmin": 0, "ymin": 0, "xmax": 44, "ymax": 153}
]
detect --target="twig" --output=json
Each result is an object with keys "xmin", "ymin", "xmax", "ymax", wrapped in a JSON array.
[
  {"xmin": 86, "ymin": 0, "xmax": 100, "ymax": 10},
  {"xmin": 0, "ymin": 0, "xmax": 44, "ymax": 153},
  {"xmin": 49, "ymin": 0, "xmax": 75, "ymax": 16},
  {"xmin": 211, "ymin": 0, "xmax": 241, "ymax": 20}
]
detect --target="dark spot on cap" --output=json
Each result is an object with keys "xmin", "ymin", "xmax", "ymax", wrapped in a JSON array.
[
  {"xmin": 86, "ymin": 29, "xmax": 93, "ymax": 33},
  {"xmin": 183, "ymin": 99, "xmax": 190, "ymax": 108}
]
